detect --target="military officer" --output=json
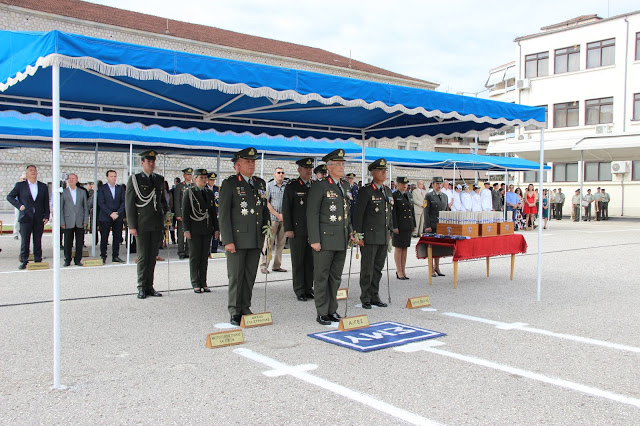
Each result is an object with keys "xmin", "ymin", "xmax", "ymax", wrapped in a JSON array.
[
  {"xmin": 346, "ymin": 172, "xmax": 358, "ymax": 221},
  {"xmin": 125, "ymin": 150, "xmax": 169, "ymax": 299},
  {"xmin": 353, "ymin": 158, "xmax": 393, "ymax": 309},
  {"xmin": 282, "ymin": 157, "xmax": 315, "ymax": 301},
  {"xmin": 392, "ymin": 176, "xmax": 416, "ymax": 280},
  {"xmin": 307, "ymin": 149, "xmax": 354, "ymax": 325},
  {"xmin": 314, "ymin": 164, "xmax": 327, "ymax": 180},
  {"xmin": 174, "ymin": 167, "xmax": 193, "ymax": 259},
  {"xmin": 207, "ymin": 172, "xmax": 221, "ymax": 254},
  {"xmin": 423, "ymin": 176, "xmax": 449, "ymax": 277},
  {"xmin": 219, "ymin": 147, "xmax": 271, "ymax": 326},
  {"xmin": 182, "ymin": 169, "xmax": 219, "ymax": 293}
]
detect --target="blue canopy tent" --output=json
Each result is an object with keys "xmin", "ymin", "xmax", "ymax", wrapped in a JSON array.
[{"xmin": 0, "ymin": 29, "xmax": 548, "ymax": 389}]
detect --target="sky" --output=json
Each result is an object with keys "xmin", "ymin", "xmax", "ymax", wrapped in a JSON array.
[{"xmin": 87, "ymin": 0, "xmax": 638, "ymax": 96}]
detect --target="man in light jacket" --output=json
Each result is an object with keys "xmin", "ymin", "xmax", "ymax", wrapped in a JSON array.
[{"xmin": 61, "ymin": 173, "xmax": 89, "ymax": 266}]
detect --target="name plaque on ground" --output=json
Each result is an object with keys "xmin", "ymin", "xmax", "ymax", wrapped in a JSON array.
[
  {"xmin": 240, "ymin": 312, "xmax": 273, "ymax": 328},
  {"xmin": 81, "ymin": 249, "xmax": 90, "ymax": 258},
  {"xmin": 336, "ymin": 288, "xmax": 348, "ymax": 300},
  {"xmin": 206, "ymin": 329, "xmax": 244, "ymax": 349},
  {"xmin": 83, "ymin": 258, "xmax": 104, "ymax": 267},
  {"xmin": 338, "ymin": 315, "xmax": 370, "ymax": 331},
  {"xmin": 27, "ymin": 262, "xmax": 49, "ymax": 271},
  {"xmin": 406, "ymin": 295, "xmax": 431, "ymax": 309}
]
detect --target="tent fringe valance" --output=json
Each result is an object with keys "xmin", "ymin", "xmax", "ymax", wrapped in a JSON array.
[{"xmin": 1, "ymin": 54, "xmax": 544, "ymax": 130}]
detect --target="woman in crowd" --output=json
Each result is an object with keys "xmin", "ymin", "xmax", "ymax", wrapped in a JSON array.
[
  {"xmin": 514, "ymin": 187, "xmax": 526, "ymax": 230},
  {"xmin": 471, "ymin": 183, "xmax": 482, "ymax": 212},
  {"xmin": 542, "ymin": 189, "xmax": 549, "ymax": 229},
  {"xmin": 523, "ymin": 183, "xmax": 537, "ymax": 230},
  {"xmin": 391, "ymin": 177, "xmax": 415, "ymax": 280}
]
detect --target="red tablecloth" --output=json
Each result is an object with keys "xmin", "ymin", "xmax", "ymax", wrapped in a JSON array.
[{"xmin": 416, "ymin": 234, "xmax": 527, "ymax": 261}]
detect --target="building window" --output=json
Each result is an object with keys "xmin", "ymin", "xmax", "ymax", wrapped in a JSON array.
[
  {"xmin": 634, "ymin": 93, "xmax": 640, "ymax": 121},
  {"xmin": 397, "ymin": 142, "xmax": 406, "ymax": 150},
  {"xmin": 525, "ymin": 52, "xmax": 549, "ymax": 78},
  {"xmin": 409, "ymin": 143, "xmax": 419, "ymax": 151},
  {"xmin": 587, "ymin": 38, "xmax": 615, "ymax": 68},
  {"xmin": 367, "ymin": 140, "xmax": 378, "ymax": 148},
  {"xmin": 555, "ymin": 46, "xmax": 580, "ymax": 74},
  {"xmin": 636, "ymin": 33, "xmax": 640, "ymax": 61},
  {"xmin": 584, "ymin": 161, "xmax": 612, "ymax": 181},
  {"xmin": 585, "ymin": 97, "xmax": 613, "ymax": 125},
  {"xmin": 554, "ymin": 102, "xmax": 579, "ymax": 128},
  {"xmin": 553, "ymin": 162, "xmax": 578, "ymax": 182},
  {"xmin": 633, "ymin": 161, "xmax": 640, "ymax": 181}
]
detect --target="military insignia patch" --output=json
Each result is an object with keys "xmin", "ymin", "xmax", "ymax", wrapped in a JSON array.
[
  {"xmin": 329, "ymin": 204, "xmax": 337, "ymax": 212},
  {"xmin": 330, "ymin": 215, "xmax": 337, "ymax": 222},
  {"xmin": 241, "ymin": 208, "xmax": 248, "ymax": 216},
  {"xmin": 300, "ymin": 200, "xmax": 304, "ymax": 205},
  {"xmin": 250, "ymin": 209, "xmax": 255, "ymax": 214},
  {"xmin": 240, "ymin": 201, "xmax": 248, "ymax": 208},
  {"xmin": 338, "ymin": 216, "xmax": 342, "ymax": 221},
  {"xmin": 375, "ymin": 207, "xmax": 379, "ymax": 212}
]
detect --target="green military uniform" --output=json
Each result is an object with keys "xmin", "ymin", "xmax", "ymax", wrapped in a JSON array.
[
  {"xmin": 314, "ymin": 164, "xmax": 327, "ymax": 180},
  {"xmin": 423, "ymin": 178, "xmax": 449, "ymax": 233},
  {"xmin": 307, "ymin": 149, "xmax": 352, "ymax": 324},
  {"xmin": 282, "ymin": 158, "xmax": 315, "ymax": 301},
  {"xmin": 353, "ymin": 158, "xmax": 393, "ymax": 307},
  {"xmin": 182, "ymin": 169, "xmax": 219, "ymax": 290},
  {"xmin": 391, "ymin": 177, "xmax": 416, "ymax": 248},
  {"xmin": 174, "ymin": 167, "xmax": 193, "ymax": 258},
  {"xmin": 125, "ymin": 150, "xmax": 169, "ymax": 297},
  {"xmin": 218, "ymin": 147, "xmax": 270, "ymax": 324},
  {"xmin": 601, "ymin": 190, "xmax": 610, "ymax": 220}
]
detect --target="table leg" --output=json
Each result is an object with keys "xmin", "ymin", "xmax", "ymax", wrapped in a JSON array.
[
  {"xmin": 428, "ymin": 245, "xmax": 433, "ymax": 286},
  {"xmin": 486, "ymin": 257, "xmax": 490, "ymax": 277},
  {"xmin": 510, "ymin": 254, "xmax": 515, "ymax": 280},
  {"xmin": 453, "ymin": 261, "xmax": 458, "ymax": 289}
]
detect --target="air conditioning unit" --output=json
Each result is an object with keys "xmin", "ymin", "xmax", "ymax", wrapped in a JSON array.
[
  {"xmin": 611, "ymin": 161, "xmax": 628, "ymax": 174},
  {"xmin": 516, "ymin": 79, "xmax": 531, "ymax": 90},
  {"xmin": 595, "ymin": 124, "xmax": 612, "ymax": 134}
]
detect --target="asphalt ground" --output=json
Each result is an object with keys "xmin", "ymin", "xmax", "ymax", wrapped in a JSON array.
[{"xmin": 1, "ymin": 218, "xmax": 639, "ymax": 425}]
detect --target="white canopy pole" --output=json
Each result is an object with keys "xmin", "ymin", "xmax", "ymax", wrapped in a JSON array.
[
  {"xmin": 389, "ymin": 164, "xmax": 393, "ymax": 188},
  {"xmin": 52, "ymin": 64, "xmax": 63, "ymax": 390},
  {"xmin": 579, "ymin": 150, "xmax": 584, "ymax": 222},
  {"xmin": 260, "ymin": 152, "xmax": 264, "ymax": 179},
  {"xmin": 504, "ymin": 168, "xmax": 508, "ymax": 220},
  {"xmin": 91, "ymin": 142, "xmax": 98, "ymax": 257},
  {"xmin": 361, "ymin": 132, "xmax": 366, "ymax": 184},
  {"xmin": 126, "ymin": 143, "xmax": 132, "ymax": 265},
  {"xmin": 537, "ymin": 128, "xmax": 544, "ymax": 302},
  {"xmin": 216, "ymin": 150, "xmax": 221, "ymax": 180}
]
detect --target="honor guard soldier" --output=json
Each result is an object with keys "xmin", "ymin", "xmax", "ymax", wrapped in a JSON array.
[
  {"xmin": 219, "ymin": 147, "xmax": 271, "ymax": 326},
  {"xmin": 314, "ymin": 164, "xmax": 328, "ymax": 180},
  {"xmin": 182, "ymin": 169, "xmax": 219, "ymax": 293},
  {"xmin": 307, "ymin": 149, "xmax": 354, "ymax": 325},
  {"xmin": 174, "ymin": 167, "xmax": 193, "ymax": 259},
  {"xmin": 423, "ymin": 176, "xmax": 449, "ymax": 276},
  {"xmin": 207, "ymin": 172, "xmax": 221, "ymax": 253},
  {"xmin": 283, "ymin": 157, "xmax": 315, "ymax": 301},
  {"xmin": 353, "ymin": 158, "xmax": 393, "ymax": 309},
  {"xmin": 346, "ymin": 172, "xmax": 358, "ymax": 221},
  {"xmin": 125, "ymin": 150, "xmax": 169, "ymax": 299}
]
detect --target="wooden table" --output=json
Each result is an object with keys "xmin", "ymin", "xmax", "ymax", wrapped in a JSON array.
[{"xmin": 415, "ymin": 234, "xmax": 527, "ymax": 288}]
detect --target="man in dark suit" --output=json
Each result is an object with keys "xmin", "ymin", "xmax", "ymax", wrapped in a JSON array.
[
  {"xmin": 7, "ymin": 165, "xmax": 50, "ymax": 269},
  {"xmin": 97, "ymin": 169, "xmax": 126, "ymax": 264},
  {"xmin": 125, "ymin": 150, "xmax": 169, "ymax": 299},
  {"xmin": 60, "ymin": 173, "xmax": 89, "ymax": 266}
]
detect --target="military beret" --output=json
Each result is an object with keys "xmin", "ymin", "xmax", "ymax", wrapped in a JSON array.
[
  {"xmin": 139, "ymin": 150, "xmax": 158, "ymax": 160},
  {"xmin": 321, "ymin": 149, "xmax": 346, "ymax": 162},
  {"xmin": 233, "ymin": 147, "xmax": 259, "ymax": 162},
  {"xmin": 432, "ymin": 176, "xmax": 444, "ymax": 183},
  {"xmin": 182, "ymin": 167, "xmax": 193, "ymax": 174},
  {"xmin": 208, "ymin": 172, "xmax": 217, "ymax": 179},
  {"xmin": 314, "ymin": 164, "xmax": 327, "ymax": 174},
  {"xmin": 368, "ymin": 158, "xmax": 388, "ymax": 171},
  {"xmin": 396, "ymin": 176, "xmax": 409, "ymax": 184},
  {"xmin": 193, "ymin": 168, "xmax": 208, "ymax": 177},
  {"xmin": 346, "ymin": 173, "xmax": 356, "ymax": 179},
  {"xmin": 296, "ymin": 157, "xmax": 314, "ymax": 168}
]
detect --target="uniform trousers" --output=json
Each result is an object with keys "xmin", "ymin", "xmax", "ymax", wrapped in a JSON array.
[
  {"xmin": 596, "ymin": 201, "xmax": 603, "ymax": 221},
  {"xmin": 63, "ymin": 226, "xmax": 84, "ymax": 263},
  {"xmin": 359, "ymin": 243, "xmax": 387, "ymax": 304},
  {"xmin": 313, "ymin": 249, "xmax": 346, "ymax": 316},
  {"xmin": 413, "ymin": 206, "xmax": 424, "ymax": 236},
  {"xmin": 136, "ymin": 230, "xmax": 163, "ymax": 292},
  {"xmin": 290, "ymin": 235, "xmax": 314, "ymax": 297},
  {"xmin": 19, "ymin": 218, "xmax": 44, "ymax": 263},
  {"xmin": 176, "ymin": 220, "xmax": 189, "ymax": 257},
  {"xmin": 226, "ymin": 248, "xmax": 260, "ymax": 315},
  {"xmin": 573, "ymin": 204, "xmax": 580, "ymax": 221},
  {"xmin": 260, "ymin": 220, "xmax": 285, "ymax": 270},
  {"xmin": 602, "ymin": 202, "xmax": 609, "ymax": 219},
  {"xmin": 188, "ymin": 233, "xmax": 212, "ymax": 288}
]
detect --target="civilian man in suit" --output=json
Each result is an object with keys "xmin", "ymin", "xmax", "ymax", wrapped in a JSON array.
[
  {"xmin": 60, "ymin": 173, "xmax": 89, "ymax": 266},
  {"xmin": 97, "ymin": 169, "xmax": 126, "ymax": 264},
  {"xmin": 7, "ymin": 165, "xmax": 50, "ymax": 269}
]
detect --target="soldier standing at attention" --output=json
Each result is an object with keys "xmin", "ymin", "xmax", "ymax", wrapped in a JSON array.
[
  {"xmin": 182, "ymin": 169, "xmax": 219, "ymax": 293},
  {"xmin": 314, "ymin": 164, "xmax": 328, "ymax": 181},
  {"xmin": 219, "ymin": 147, "xmax": 270, "ymax": 326},
  {"xmin": 207, "ymin": 172, "xmax": 221, "ymax": 254},
  {"xmin": 392, "ymin": 177, "xmax": 416, "ymax": 280},
  {"xmin": 346, "ymin": 172, "xmax": 358, "ymax": 222},
  {"xmin": 424, "ymin": 176, "xmax": 449, "ymax": 277},
  {"xmin": 282, "ymin": 158, "xmax": 315, "ymax": 301},
  {"xmin": 353, "ymin": 158, "xmax": 393, "ymax": 309},
  {"xmin": 601, "ymin": 188, "xmax": 610, "ymax": 220},
  {"xmin": 174, "ymin": 168, "xmax": 193, "ymax": 259},
  {"xmin": 307, "ymin": 149, "xmax": 355, "ymax": 325},
  {"xmin": 125, "ymin": 150, "xmax": 169, "ymax": 299}
]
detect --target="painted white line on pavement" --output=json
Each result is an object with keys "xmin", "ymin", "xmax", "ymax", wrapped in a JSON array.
[
  {"xmin": 443, "ymin": 312, "xmax": 640, "ymax": 353},
  {"xmin": 577, "ymin": 228, "xmax": 640, "ymax": 233},
  {"xmin": 395, "ymin": 342, "xmax": 640, "ymax": 408},
  {"xmin": 235, "ymin": 348, "xmax": 443, "ymax": 426}
]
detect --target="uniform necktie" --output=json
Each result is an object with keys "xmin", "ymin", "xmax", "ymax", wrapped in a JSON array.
[
  {"xmin": 149, "ymin": 174, "xmax": 155, "ymax": 186},
  {"xmin": 248, "ymin": 178, "xmax": 254, "ymax": 188}
]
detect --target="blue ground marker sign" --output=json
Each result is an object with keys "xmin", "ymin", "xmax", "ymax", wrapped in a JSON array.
[{"xmin": 308, "ymin": 321, "xmax": 446, "ymax": 352}]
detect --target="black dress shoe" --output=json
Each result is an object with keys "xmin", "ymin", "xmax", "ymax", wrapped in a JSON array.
[
  {"xmin": 101, "ymin": 257, "xmax": 107, "ymax": 264},
  {"xmin": 372, "ymin": 301, "xmax": 388, "ymax": 307},
  {"xmin": 202, "ymin": 287, "xmax": 211, "ymax": 292},
  {"xmin": 297, "ymin": 295, "xmax": 308, "ymax": 301},
  {"xmin": 146, "ymin": 289, "xmax": 162, "ymax": 297},
  {"xmin": 396, "ymin": 272, "xmax": 405, "ymax": 280},
  {"xmin": 112, "ymin": 257, "xmax": 125, "ymax": 263},
  {"xmin": 230, "ymin": 315, "xmax": 242, "ymax": 326},
  {"xmin": 74, "ymin": 261, "xmax": 82, "ymax": 266},
  {"xmin": 329, "ymin": 312, "xmax": 341, "ymax": 322},
  {"xmin": 137, "ymin": 290, "xmax": 146, "ymax": 299},
  {"xmin": 63, "ymin": 260, "xmax": 71, "ymax": 267},
  {"xmin": 404, "ymin": 276, "xmax": 410, "ymax": 280},
  {"xmin": 436, "ymin": 271, "xmax": 445, "ymax": 277},
  {"xmin": 305, "ymin": 293, "xmax": 315, "ymax": 300},
  {"xmin": 178, "ymin": 255, "xmax": 187, "ymax": 260},
  {"xmin": 316, "ymin": 315, "xmax": 332, "ymax": 325},
  {"xmin": 18, "ymin": 263, "xmax": 27, "ymax": 270},
  {"xmin": 193, "ymin": 288, "xmax": 202, "ymax": 293},
  {"xmin": 362, "ymin": 302, "xmax": 372, "ymax": 309}
]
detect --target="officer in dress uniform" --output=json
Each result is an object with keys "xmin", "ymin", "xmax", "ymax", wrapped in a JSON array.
[
  {"xmin": 207, "ymin": 172, "xmax": 220, "ymax": 254},
  {"xmin": 282, "ymin": 157, "xmax": 315, "ymax": 301},
  {"xmin": 423, "ymin": 176, "xmax": 449, "ymax": 277},
  {"xmin": 353, "ymin": 158, "xmax": 393, "ymax": 309},
  {"xmin": 174, "ymin": 168, "xmax": 193, "ymax": 259},
  {"xmin": 307, "ymin": 149, "xmax": 355, "ymax": 325},
  {"xmin": 125, "ymin": 150, "xmax": 169, "ymax": 299},
  {"xmin": 392, "ymin": 176, "xmax": 416, "ymax": 280},
  {"xmin": 314, "ymin": 164, "xmax": 328, "ymax": 180},
  {"xmin": 219, "ymin": 147, "xmax": 271, "ymax": 326},
  {"xmin": 346, "ymin": 172, "xmax": 358, "ymax": 222},
  {"xmin": 182, "ymin": 169, "xmax": 219, "ymax": 293}
]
